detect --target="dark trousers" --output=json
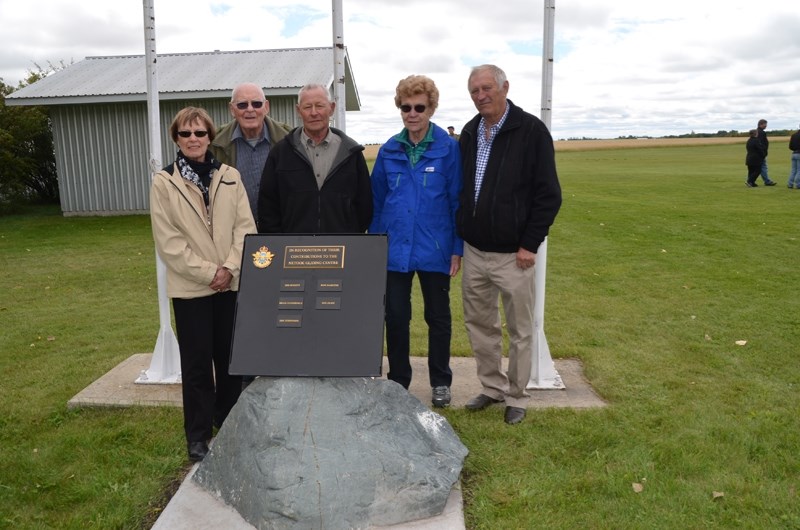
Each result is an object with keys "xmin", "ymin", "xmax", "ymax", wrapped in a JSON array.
[
  {"xmin": 172, "ymin": 291, "xmax": 242, "ymax": 444},
  {"xmin": 385, "ymin": 270, "xmax": 453, "ymax": 388},
  {"xmin": 747, "ymin": 165, "xmax": 761, "ymax": 184}
]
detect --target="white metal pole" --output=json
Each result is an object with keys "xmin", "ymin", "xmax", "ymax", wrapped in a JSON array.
[
  {"xmin": 528, "ymin": 0, "xmax": 563, "ymax": 390},
  {"xmin": 331, "ymin": 0, "xmax": 347, "ymax": 132},
  {"xmin": 540, "ymin": 0, "xmax": 555, "ymax": 130},
  {"xmin": 136, "ymin": 0, "xmax": 181, "ymax": 384}
]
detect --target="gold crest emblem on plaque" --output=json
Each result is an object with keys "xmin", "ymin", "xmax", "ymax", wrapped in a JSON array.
[{"xmin": 252, "ymin": 246, "xmax": 275, "ymax": 269}]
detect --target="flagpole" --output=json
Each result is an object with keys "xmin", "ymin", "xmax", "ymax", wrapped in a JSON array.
[
  {"xmin": 136, "ymin": 0, "xmax": 181, "ymax": 384},
  {"xmin": 528, "ymin": 0, "xmax": 563, "ymax": 390},
  {"xmin": 331, "ymin": 0, "xmax": 346, "ymax": 132}
]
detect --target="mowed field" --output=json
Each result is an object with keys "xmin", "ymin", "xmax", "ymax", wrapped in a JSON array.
[
  {"xmin": 362, "ymin": 136, "xmax": 787, "ymax": 159},
  {"xmin": 2, "ymin": 140, "xmax": 799, "ymax": 528}
]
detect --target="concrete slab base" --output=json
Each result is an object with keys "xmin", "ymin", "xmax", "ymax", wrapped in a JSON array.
[
  {"xmin": 152, "ymin": 463, "xmax": 466, "ymax": 530},
  {"xmin": 68, "ymin": 354, "xmax": 606, "ymax": 410}
]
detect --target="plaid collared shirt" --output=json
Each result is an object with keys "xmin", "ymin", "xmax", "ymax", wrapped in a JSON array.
[
  {"xmin": 232, "ymin": 124, "xmax": 271, "ymax": 218},
  {"xmin": 474, "ymin": 103, "xmax": 510, "ymax": 203}
]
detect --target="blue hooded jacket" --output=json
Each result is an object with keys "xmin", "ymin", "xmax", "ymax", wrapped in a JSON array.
[{"xmin": 369, "ymin": 123, "xmax": 463, "ymax": 274}]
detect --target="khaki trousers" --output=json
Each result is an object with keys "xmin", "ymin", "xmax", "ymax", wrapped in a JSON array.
[{"xmin": 461, "ymin": 243, "xmax": 534, "ymax": 407}]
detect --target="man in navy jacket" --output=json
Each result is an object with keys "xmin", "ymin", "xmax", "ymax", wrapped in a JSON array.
[{"xmin": 457, "ymin": 64, "xmax": 562, "ymax": 425}]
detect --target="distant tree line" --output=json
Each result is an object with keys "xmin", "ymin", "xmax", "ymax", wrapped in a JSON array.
[
  {"xmin": 0, "ymin": 63, "xmax": 63, "ymax": 214},
  {"xmin": 566, "ymin": 128, "xmax": 797, "ymax": 142},
  {"xmin": 661, "ymin": 129, "xmax": 796, "ymax": 139}
]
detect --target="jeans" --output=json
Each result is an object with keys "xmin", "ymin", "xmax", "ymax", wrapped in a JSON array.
[
  {"xmin": 385, "ymin": 270, "xmax": 453, "ymax": 388},
  {"xmin": 789, "ymin": 153, "xmax": 800, "ymax": 188},
  {"xmin": 760, "ymin": 159, "xmax": 772, "ymax": 183}
]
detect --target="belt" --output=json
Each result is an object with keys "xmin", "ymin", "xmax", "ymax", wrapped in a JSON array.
[{"xmin": 794, "ymin": 151, "xmax": 800, "ymax": 154}]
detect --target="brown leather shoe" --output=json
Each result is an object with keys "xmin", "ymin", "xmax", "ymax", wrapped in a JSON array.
[
  {"xmin": 504, "ymin": 406, "xmax": 526, "ymax": 425},
  {"xmin": 465, "ymin": 394, "xmax": 503, "ymax": 410}
]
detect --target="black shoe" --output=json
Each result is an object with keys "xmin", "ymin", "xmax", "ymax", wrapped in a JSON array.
[
  {"xmin": 465, "ymin": 393, "xmax": 503, "ymax": 410},
  {"xmin": 431, "ymin": 386, "xmax": 451, "ymax": 408},
  {"xmin": 187, "ymin": 441, "xmax": 209, "ymax": 462},
  {"xmin": 765, "ymin": 181, "xmax": 777, "ymax": 186},
  {"xmin": 745, "ymin": 181, "xmax": 757, "ymax": 187},
  {"xmin": 504, "ymin": 406, "xmax": 526, "ymax": 425}
]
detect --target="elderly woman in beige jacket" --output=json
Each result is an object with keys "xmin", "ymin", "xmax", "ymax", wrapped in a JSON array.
[{"xmin": 150, "ymin": 107, "xmax": 256, "ymax": 462}]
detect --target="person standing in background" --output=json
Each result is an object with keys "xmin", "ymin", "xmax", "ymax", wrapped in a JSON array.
[
  {"xmin": 745, "ymin": 128, "xmax": 766, "ymax": 188},
  {"xmin": 210, "ymin": 83, "xmax": 291, "ymax": 391},
  {"xmin": 756, "ymin": 119, "xmax": 776, "ymax": 186},
  {"xmin": 369, "ymin": 75, "xmax": 463, "ymax": 408},
  {"xmin": 787, "ymin": 125, "xmax": 800, "ymax": 189},
  {"xmin": 210, "ymin": 82, "xmax": 291, "ymax": 226}
]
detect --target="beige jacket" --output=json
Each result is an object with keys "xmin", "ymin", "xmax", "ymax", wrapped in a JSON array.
[{"xmin": 150, "ymin": 162, "xmax": 256, "ymax": 298}]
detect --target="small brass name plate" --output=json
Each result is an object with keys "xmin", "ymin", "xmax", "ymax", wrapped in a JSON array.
[
  {"xmin": 317, "ymin": 279, "xmax": 343, "ymax": 292},
  {"xmin": 280, "ymin": 279, "xmax": 306, "ymax": 291},
  {"xmin": 276, "ymin": 315, "xmax": 302, "ymax": 328},
  {"xmin": 315, "ymin": 297, "xmax": 341, "ymax": 310},
  {"xmin": 278, "ymin": 297, "xmax": 304, "ymax": 310}
]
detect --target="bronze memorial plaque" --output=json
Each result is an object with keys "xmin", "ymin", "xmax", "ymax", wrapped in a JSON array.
[{"xmin": 229, "ymin": 234, "xmax": 387, "ymax": 377}]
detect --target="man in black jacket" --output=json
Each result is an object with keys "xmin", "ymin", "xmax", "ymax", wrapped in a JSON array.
[
  {"xmin": 756, "ymin": 119, "xmax": 776, "ymax": 186},
  {"xmin": 457, "ymin": 64, "xmax": 562, "ymax": 425},
  {"xmin": 258, "ymin": 84, "xmax": 372, "ymax": 233},
  {"xmin": 788, "ymin": 125, "xmax": 800, "ymax": 189}
]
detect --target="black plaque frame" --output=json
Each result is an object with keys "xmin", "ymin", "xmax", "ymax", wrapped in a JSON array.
[{"xmin": 229, "ymin": 233, "xmax": 387, "ymax": 377}]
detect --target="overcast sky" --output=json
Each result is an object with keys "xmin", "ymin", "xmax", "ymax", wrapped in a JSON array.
[{"xmin": 1, "ymin": 0, "xmax": 798, "ymax": 143}]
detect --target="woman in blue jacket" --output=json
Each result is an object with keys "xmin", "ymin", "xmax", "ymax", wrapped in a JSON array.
[{"xmin": 369, "ymin": 75, "xmax": 463, "ymax": 407}]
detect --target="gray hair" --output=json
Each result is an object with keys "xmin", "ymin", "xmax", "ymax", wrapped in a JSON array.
[
  {"xmin": 468, "ymin": 64, "xmax": 507, "ymax": 88},
  {"xmin": 298, "ymin": 83, "xmax": 333, "ymax": 103},
  {"xmin": 230, "ymin": 82, "xmax": 266, "ymax": 102}
]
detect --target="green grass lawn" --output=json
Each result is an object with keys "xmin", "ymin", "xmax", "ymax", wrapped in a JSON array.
[{"xmin": 1, "ymin": 142, "xmax": 798, "ymax": 529}]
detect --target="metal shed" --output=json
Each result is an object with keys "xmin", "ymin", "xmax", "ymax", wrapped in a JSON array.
[{"xmin": 5, "ymin": 47, "xmax": 361, "ymax": 216}]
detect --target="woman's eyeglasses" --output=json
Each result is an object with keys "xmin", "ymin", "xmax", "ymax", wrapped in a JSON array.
[
  {"xmin": 400, "ymin": 104, "xmax": 427, "ymax": 113},
  {"xmin": 177, "ymin": 130, "xmax": 209, "ymax": 138},
  {"xmin": 235, "ymin": 100, "xmax": 265, "ymax": 110}
]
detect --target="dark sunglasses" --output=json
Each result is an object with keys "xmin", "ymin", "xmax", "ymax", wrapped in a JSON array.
[
  {"xmin": 177, "ymin": 130, "xmax": 209, "ymax": 138},
  {"xmin": 400, "ymin": 104, "xmax": 426, "ymax": 113},
  {"xmin": 235, "ymin": 100, "xmax": 265, "ymax": 110}
]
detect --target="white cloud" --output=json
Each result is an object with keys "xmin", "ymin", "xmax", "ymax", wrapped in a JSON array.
[{"xmin": 1, "ymin": 0, "xmax": 798, "ymax": 142}]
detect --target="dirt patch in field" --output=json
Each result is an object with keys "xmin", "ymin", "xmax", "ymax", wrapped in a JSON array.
[
  {"xmin": 363, "ymin": 144, "xmax": 381, "ymax": 159},
  {"xmin": 553, "ymin": 136, "xmax": 758, "ymax": 151},
  {"xmin": 361, "ymin": 137, "xmax": 789, "ymax": 159}
]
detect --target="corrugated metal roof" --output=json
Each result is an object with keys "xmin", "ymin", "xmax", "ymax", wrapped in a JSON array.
[{"xmin": 6, "ymin": 47, "xmax": 360, "ymax": 109}]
